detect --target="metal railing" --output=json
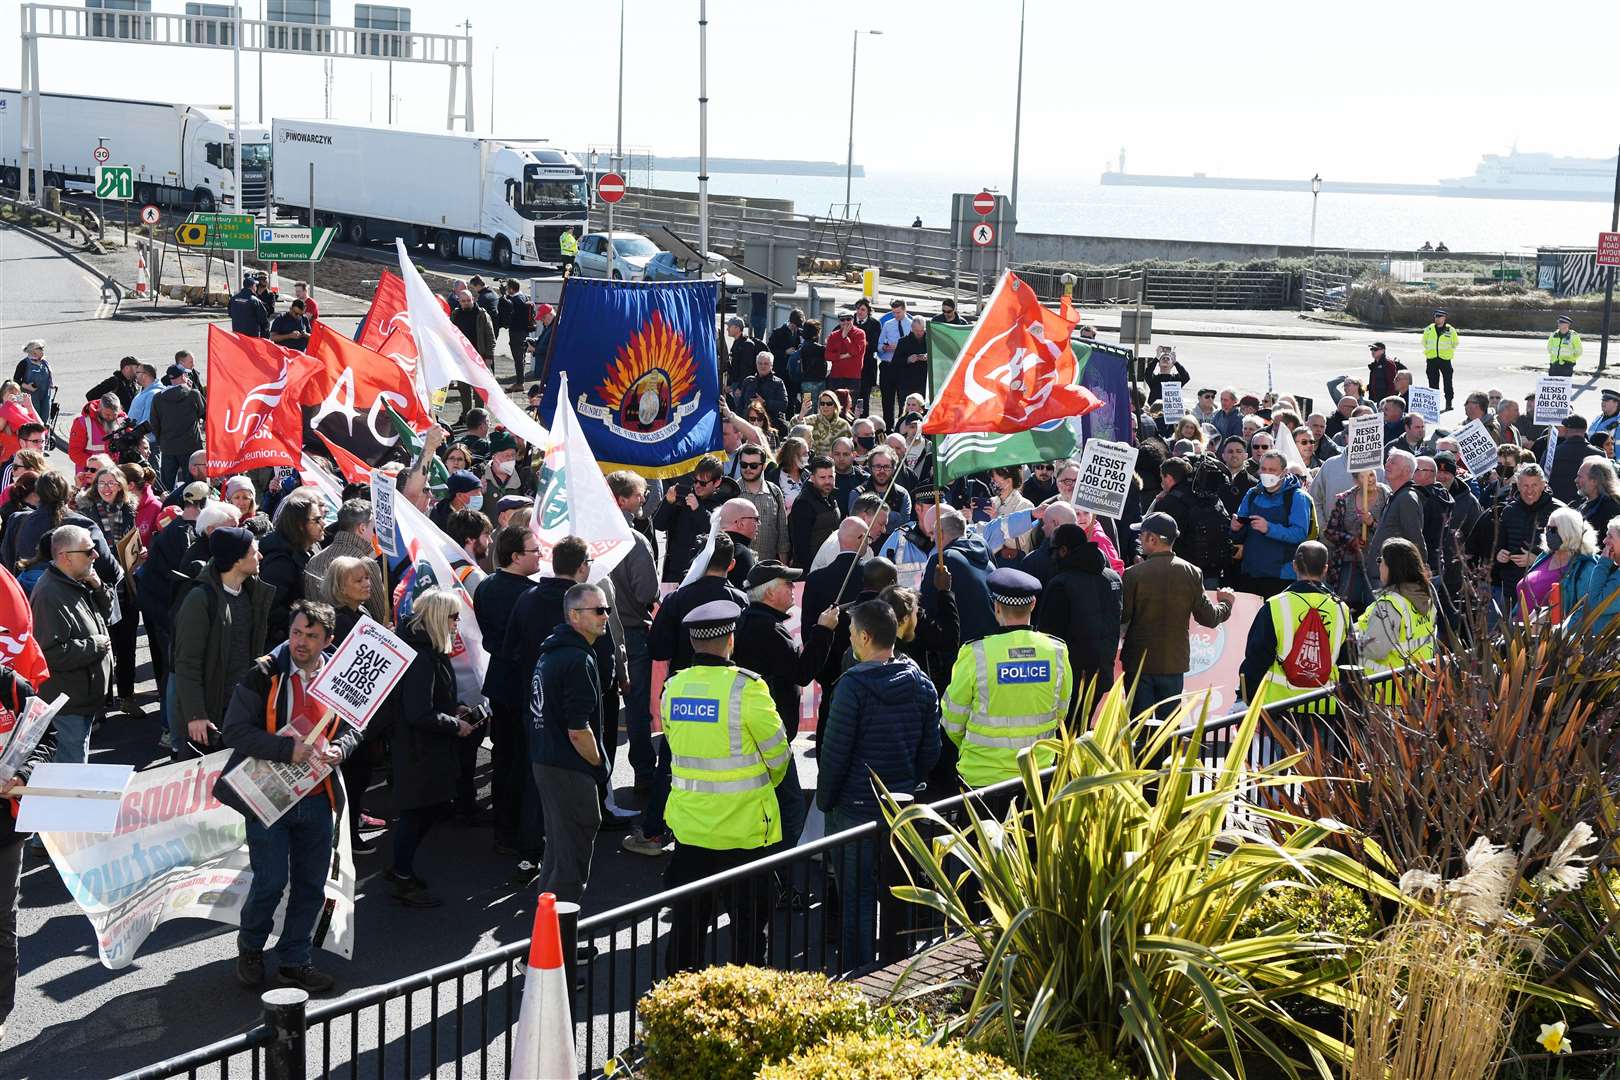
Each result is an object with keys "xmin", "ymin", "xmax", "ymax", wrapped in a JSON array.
[
  {"xmin": 115, "ymin": 673, "xmax": 1377, "ymax": 1080},
  {"xmin": 0, "ymin": 190, "xmax": 105, "ymax": 250},
  {"xmin": 1301, "ymin": 268, "xmax": 1354, "ymax": 312}
]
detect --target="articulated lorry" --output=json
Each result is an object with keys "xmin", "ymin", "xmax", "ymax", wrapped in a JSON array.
[
  {"xmin": 270, "ymin": 119, "xmax": 589, "ymax": 269},
  {"xmin": 0, "ymin": 90, "xmax": 269, "ymax": 210}
]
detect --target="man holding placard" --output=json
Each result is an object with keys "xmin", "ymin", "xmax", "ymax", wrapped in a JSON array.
[
  {"xmin": 0, "ymin": 661, "xmax": 53, "ymax": 1043},
  {"xmin": 213, "ymin": 601, "xmax": 356, "ymax": 996}
]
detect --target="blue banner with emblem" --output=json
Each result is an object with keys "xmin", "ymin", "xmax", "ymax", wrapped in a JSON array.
[
  {"xmin": 540, "ymin": 278, "xmax": 722, "ymax": 478},
  {"xmin": 1075, "ymin": 340, "xmax": 1135, "ymax": 447}
]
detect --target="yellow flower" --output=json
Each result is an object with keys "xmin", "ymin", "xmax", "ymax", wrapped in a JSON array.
[
  {"xmin": 1538, "ymin": 1021, "xmax": 1573, "ymax": 1055},
  {"xmin": 603, "ymin": 1060, "xmax": 619, "ymax": 1077}
]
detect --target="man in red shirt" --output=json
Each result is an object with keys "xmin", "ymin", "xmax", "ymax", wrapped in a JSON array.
[
  {"xmin": 294, "ymin": 282, "xmax": 319, "ymax": 324},
  {"xmin": 823, "ymin": 310, "xmax": 867, "ymax": 405}
]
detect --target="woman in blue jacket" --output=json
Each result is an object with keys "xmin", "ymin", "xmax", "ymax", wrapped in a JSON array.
[
  {"xmin": 1563, "ymin": 519, "xmax": 1620, "ymax": 632},
  {"xmin": 1229, "ymin": 453, "xmax": 1313, "ymax": 598}
]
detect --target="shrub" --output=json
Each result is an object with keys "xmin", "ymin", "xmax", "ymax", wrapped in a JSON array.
[
  {"xmin": 638, "ymin": 966, "xmax": 869, "ymax": 1080},
  {"xmin": 1233, "ymin": 879, "xmax": 1379, "ymax": 944},
  {"xmin": 973, "ymin": 1029, "xmax": 1140, "ymax": 1080},
  {"xmin": 756, "ymin": 1032, "xmax": 1030, "ymax": 1080}
]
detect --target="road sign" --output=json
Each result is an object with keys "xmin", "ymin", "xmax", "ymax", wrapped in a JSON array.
[
  {"xmin": 175, "ymin": 222, "xmax": 209, "ymax": 247},
  {"xmin": 972, "ymin": 191, "xmax": 995, "ymax": 216},
  {"xmin": 256, "ymin": 225, "xmax": 337, "ymax": 262},
  {"xmin": 1599, "ymin": 232, "xmax": 1620, "ymax": 268},
  {"xmin": 183, "ymin": 211, "xmax": 256, "ymax": 251},
  {"xmin": 92, "ymin": 146, "xmax": 110, "ymax": 164},
  {"xmin": 971, "ymin": 222, "xmax": 995, "ymax": 247},
  {"xmin": 139, "ymin": 204, "xmax": 160, "ymax": 226},
  {"xmin": 94, "ymin": 165, "xmax": 133, "ymax": 201},
  {"xmin": 597, "ymin": 173, "xmax": 626, "ymax": 204}
]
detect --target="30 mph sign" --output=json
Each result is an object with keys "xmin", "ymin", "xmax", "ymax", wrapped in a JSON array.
[
  {"xmin": 1598, "ymin": 231, "xmax": 1620, "ymax": 268},
  {"xmin": 597, "ymin": 173, "xmax": 626, "ymax": 204},
  {"xmin": 971, "ymin": 222, "xmax": 995, "ymax": 247},
  {"xmin": 972, "ymin": 191, "xmax": 995, "ymax": 216},
  {"xmin": 92, "ymin": 146, "xmax": 110, "ymax": 164}
]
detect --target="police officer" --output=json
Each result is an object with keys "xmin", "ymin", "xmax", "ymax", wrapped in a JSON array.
[
  {"xmin": 559, "ymin": 227, "xmax": 579, "ymax": 275},
  {"xmin": 1547, "ymin": 314, "xmax": 1583, "ymax": 377},
  {"xmin": 1239, "ymin": 541, "xmax": 1352, "ymax": 717},
  {"xmin": 941, "ymin": 568, "xmax": 1070, "ymax": 788},
  {"xmin": 660, "ymin": 600, "xmax": 791, "ymax": 972},
  {"xmin": 1421, "ymin": 307, "xmax": 1460, "ymax": 412}
]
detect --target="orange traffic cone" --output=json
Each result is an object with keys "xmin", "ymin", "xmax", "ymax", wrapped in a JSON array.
[
  {"xmin": 134, "ymin": 251, "xmax": 148, "ymax": 297},
  {"xmin": 269, "ymin": 261, "xmax": 281, "ymax": 294},
  {"xmin": 510, "ymin": 892, "xmax": 575, "ymax": 1079}
]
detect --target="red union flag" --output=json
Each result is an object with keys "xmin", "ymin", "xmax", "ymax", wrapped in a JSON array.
[
  {"xmin": 356, "ymin": 271, "xmax": 408, "ymax": 352},
  {"xmin": 0, "ymin": 563, "xmax": 49, "ymax": 688},
  {"xmin": 204, "ymin": 325, "xmax": 302, "ymax": 476},
  {"xmin": 921, "ymin": 273, "xmax": 1100, "ymax": 435}
]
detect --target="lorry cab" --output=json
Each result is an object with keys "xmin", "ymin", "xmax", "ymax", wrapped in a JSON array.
[
  {"xmin": 487, "ymin": 144, "xmax": 588, "ymax": 269},
  {"xmin": 182, "ymin": 111, "xmax": 270, "ymax": 212}
]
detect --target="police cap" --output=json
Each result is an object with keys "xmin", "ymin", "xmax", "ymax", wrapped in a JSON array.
[
  {"xmin": 684, "ymin": 599, "xmax": 742, "ymax": 639},
  {"xmin": 988, "ymin": 567, "xmax": 1041, "ymax": 607}
]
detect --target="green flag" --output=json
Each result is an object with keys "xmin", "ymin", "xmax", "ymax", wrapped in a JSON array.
[
  {"xmin": 927, "ymin": 322, "xmax": 1079, "ymax": 485},
  {"xmin": 385, "ymin": 405, "xmax": 450, "ymax": 497}
]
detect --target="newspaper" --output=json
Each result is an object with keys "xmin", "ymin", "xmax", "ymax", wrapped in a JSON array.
[
  {"xmin": 222, "ymin": 723, "xmax": 336, "ymax": 828},
  {"xmin": 0, "ymin": 693, "xmax": 66, "ymax": 783}
]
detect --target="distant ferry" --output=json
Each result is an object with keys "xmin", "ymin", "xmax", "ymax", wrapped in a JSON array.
[{"xmin": 1439, "ymin": 150, "xmax": 1617, "ymax": 195}]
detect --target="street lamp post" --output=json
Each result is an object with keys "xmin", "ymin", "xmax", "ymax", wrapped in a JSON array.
[
  {"xmin": 1309, "ymin": 172, "xmax": 1322, "ymax": 251},
  {"xmin": 843, "ymin": 29, "xmax": 882, "ymax": 218}
]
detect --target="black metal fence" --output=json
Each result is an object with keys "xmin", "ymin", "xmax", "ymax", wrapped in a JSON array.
[{"xmin": 115, "ymin": 676, "xmax": 1369, "ymax": 1080}]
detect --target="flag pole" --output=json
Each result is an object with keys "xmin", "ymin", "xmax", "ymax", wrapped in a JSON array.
[
  {"xmin": 534, "ymin": 273, "xmax": 576, "ymax": 418},
  {"xmin": 829, "ymin": 429, "xmax": 926, "ymax": 606}
]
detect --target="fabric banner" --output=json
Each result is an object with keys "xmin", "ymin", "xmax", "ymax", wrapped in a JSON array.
[
  {"xmin": 928, "ymin": 322, "xmax": 1079, "ymax": 483},
  {"xmin": 540, "ymin": 278, "xmax": 722, "ymax": 478},
  {"xmin": 355, "ymin": 270, "xmax": 408, "ymax": 351},
  {"xmin": 1112, "ymin": 592, "xmax": 1263, "ymax": 718},
  {"xmin": 391, "ymin": 478, "xmax": 490, "ymax": 700},
  {"xmin": 0, "ymin": 563, "xmax": 49, "ymax": 687},
  {"xmin": 1075, "ymin": 340, "xmax": 1135, "ymax": 446},
  {"xmin": 203, "ymin": 325, "xmax": 302, "ymax": 476},
  {"xmin": 922, "ymin": 272, "xmax": 1099, "ymax": 436},
  {"xmin": 42, "ymin": 751, "xmax": 355, "ymax": 970},
  {"xmin": 532, "ymin": 372, "xmax": 639, "ymax": 578},
  {"xmin": 295, "ymin": 323, "xmax": 435, "ymax": 468}
]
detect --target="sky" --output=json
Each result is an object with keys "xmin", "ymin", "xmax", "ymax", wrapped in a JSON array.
[{"xmin": 1, "ymin": 0, "xmax": 1617, "ymax": 188}]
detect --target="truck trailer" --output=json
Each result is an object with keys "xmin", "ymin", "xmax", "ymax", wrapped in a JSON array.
[
  {"xmin": 270, "ymin": 119, "xmax": 589, "ymax": 269},
  {"xmin": 0, "ymin": 89, "xmax": 269, "ymax": 211}
]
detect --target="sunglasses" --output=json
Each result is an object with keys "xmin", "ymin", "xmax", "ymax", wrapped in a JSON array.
[
  {"xmin": 740, "ymin": 460, "xmax": 764, "ymax": 469},
  {"xmin": 573, "ymin": 605, "xmax": 612, "ymax": 616}
]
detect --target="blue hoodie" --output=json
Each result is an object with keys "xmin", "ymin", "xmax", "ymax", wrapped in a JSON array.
[
  {"xmin": 816, "ymin": 655, "xmax": 940, "ymax": 814},
  {"xmin": 924, "ymin": 532, "xmax": 996, "ymax": 643},
  {"xmin": 1234, "ymin": 473, "xmax": 1313, "ymax": 581}
]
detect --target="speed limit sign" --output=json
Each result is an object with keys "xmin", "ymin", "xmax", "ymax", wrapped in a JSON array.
[
  {"xmin": 93, "ymin": 146, "xmax": 110, "ymax": 164},
  {"xmin": 139, "ymin": 204, "xmax": 161, "ymax": 226}
]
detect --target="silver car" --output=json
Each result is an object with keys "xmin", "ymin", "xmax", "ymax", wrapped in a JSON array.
[{"xmin": 574, "ymin": 231, "xmax": 660, "ymax": 280}]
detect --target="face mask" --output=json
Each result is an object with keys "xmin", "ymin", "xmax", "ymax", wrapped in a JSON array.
[
  {"xmin": 856, "ymin": 435, "xmax": 876, "ymax": 450},
  {"xmin": 466, "ymin": 494, "xmax": 483, "ymax": 512},
  {"xmin": 1258, "ymin": 472, "xmax": 1282, "ymax": 491},
  {"xmin": 492, "ymin": 459, "xmax": 513, "ymax": 479},
  {"xmin": 1545, "ymin": 529, "xmax": 1561, "ymax": 550}
]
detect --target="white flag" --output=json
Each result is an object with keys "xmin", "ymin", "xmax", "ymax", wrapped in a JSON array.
[{"xmin": 532, "ymin": 372, "xmax": 638, "ymax": 580}]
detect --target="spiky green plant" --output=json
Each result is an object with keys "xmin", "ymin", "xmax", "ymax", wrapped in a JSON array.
[{"xmin": 880, "ymin": 689, "xmax": 1406, "ymax": 1080}]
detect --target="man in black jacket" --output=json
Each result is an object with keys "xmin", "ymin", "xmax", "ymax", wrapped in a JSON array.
[
  {"xmin": 229, "ymin": 277, "xmax": 270, "ymax": 337},
  {"xmin": 1546, "ymin": 415, "xmax": 1599, "ymax": 504},
  {"xmin": 83, "ymin": 356, "xmax": 140, "ymax": 410},
  {"xmin": 652, "ymin": 456, "xmax": 736, "ymax": 584},
  {"xmin": 787, "ymin": 457, "xmax": 841, "ymax": 568},
  {"xmin": 474, "ymin": 525, "xmax": 542, "ymax": 871},
  {"xmin": 723, "ymin": 316, "xmax": 765, "ymax": 394},
  {"xmin": 214, "ymin": 601, "xmax": 357, "ymax": 996},
  {"xmin": 496, "ymin": 280, "xmax": 534, "ymax": 384},
  {"xmin": 1037, "ymin": 524, "xmax": 1123, "ymax": 714},
  {"xmin": 0, "ymin": 663, "xmax": 53, "ymax": 1039},
  {"xmin": 716, "ymin": 499, "xmax": 760, "ymax": 590},
  {"xmin": 150, "ymin": 363, "xmax": 206, "ymax": 491}
]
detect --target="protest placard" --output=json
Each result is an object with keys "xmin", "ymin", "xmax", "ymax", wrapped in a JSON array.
[
  {"xmin": 1073, "ymin": 439, "xmax": 1139, "ymax": 519},
  {"xmin": 1159, "ymin": 381, "xmax": 1184, "ymax": 422},
  {"xmin": 1453, "ymin": 418, "xmax": 1501, "ymax": 478},
  {"xmin": 1535, "ymin": 376, "xmax": 1573, "ymax": 426},
  {"xmin": 43, "ymin": 750, "xmax": 355, "ymax": 970},
  {"xmin": 0, "ymin": 693, "xmax": 66, "ymax": 782},
  {"xmin": 1345, "ymin": 414, "xmax": 1386, "ymax": 473},
  {"xmin": 309, "ymin": 614, "xmax": 414, "ymax": 730},
  {"xmin": 1408, "ymin": 385, "xmax": 1442, "ymax": 424},
  {"xmin": 14, "ymin": 762, "xmax": 133, "ymax": 833},
  {"xmin": 370, "ymin": 468, "xmax": 397, "ymax": 558}
]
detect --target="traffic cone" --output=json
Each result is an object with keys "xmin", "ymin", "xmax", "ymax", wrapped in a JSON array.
[
  {"xmin": 134, "ymin": 251, "xmax": 148, "ymax": 297},
  {"xmin": 510, "ymin": 892, "xmax": 575, "ymax": 1079},
  {"xmin": 269, "ymin": 261, "xmax": 281, "ymax": 294}
]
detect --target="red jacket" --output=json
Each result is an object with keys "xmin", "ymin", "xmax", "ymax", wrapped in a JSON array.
[
  {"xmin": 68, "ymin": 401, "xmax": 123, "ymax": 472},
  {"xmin": 824, "ymin": 325, "xmax": 867, "ymax": 381}
]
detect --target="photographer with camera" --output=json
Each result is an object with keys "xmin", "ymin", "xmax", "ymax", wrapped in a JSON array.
[
  {"xmin": 67, "ymin": 393, "xmax": 125, "ymax": 475},
  {"xmin": 150, "ymin": 365, "xmax": 205, "ymax": 492}
]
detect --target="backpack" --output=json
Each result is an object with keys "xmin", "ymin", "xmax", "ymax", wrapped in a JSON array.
[
  {"xmin": 1279, "ymin": 602, "xmax": 1334, "ymax": 688},
  {"xmin": 1280, "ymin": 486, "xmax": 1320, "ymax": 542},
  {"xmin": 1184, "ymin": 490, "xmax": 1234, "ymax": 576}
]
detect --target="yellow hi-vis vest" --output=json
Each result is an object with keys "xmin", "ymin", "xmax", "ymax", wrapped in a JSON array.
[
  {"xmin": 942, "ymin": 627, "xmax": 1069, "ymax": 788},
  {"xmin": 559, "ymin": 231, "xmax": 579, "ymax": 257},
  {"xmin": 1255, "ymin": 589, "xmax": 1350, "ymax": 715},
  {"xmin": 662, "ymin": 661, "xmax": 790, "ymax": 851},
  {"xmin": 1547, "ymin": 330, "xmax": 1583, "ymax": 368},
  {"xmin": 1354, "ymin": 590, "xmax": 1436, "ymax": 702},
  {"xmin": 1422, "ymin": 323, "xmax": 1458, "ymax": 362}
]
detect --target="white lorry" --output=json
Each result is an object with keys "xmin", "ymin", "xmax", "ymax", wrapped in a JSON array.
[
  {"xmin": 0, "ymin": 89, "xmax": 269, "ymax": 211},
  {"xmin": 270, "ymin": 119, "xmax": 589, "ymax": 270}
]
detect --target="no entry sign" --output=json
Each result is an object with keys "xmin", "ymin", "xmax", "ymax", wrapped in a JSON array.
[
  {"xmin": 972, "ymin": 191, "xmax": 995, "ymax": 216},
  {"xmin": 597, "ymin": 173, "xmax": 626, "ymax": 204}
]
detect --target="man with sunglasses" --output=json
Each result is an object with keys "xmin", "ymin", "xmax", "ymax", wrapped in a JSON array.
[
  {"xmin": 732, "ymin": 444, "xmax": 789, "ymax": 563},
  {"xmin": 653, "ymin": 455, "xmax": 738, "ymax": 584},
  {"xmin": 1024, "ymin": 460, "xmax": 1058, "ymax": 505},
  {"xmin": 29, "ymin": 525, "xmax": 114, "ymax": 764}
]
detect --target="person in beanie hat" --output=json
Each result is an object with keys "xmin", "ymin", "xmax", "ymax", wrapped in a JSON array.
[
  {"xmin": 484, "ymin": 429, "xmax": 532, "ymax": 501},
  {"xmin": 171, "ymin": 525, "xmax": 275, "ymax": 756},
  {"xmin": 432, "ymin": 470, "xmax": 484, "ymax": 530}
]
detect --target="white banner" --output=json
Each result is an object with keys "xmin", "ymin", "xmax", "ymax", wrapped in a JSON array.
[
  {"xmin": 43, "ymin": 752, "xmax": 355, "ymax": 970},
  {"xmin": 1073, "ymin": 439, "xmax": 1138, "ymax": 519},
  {"xmin": 532, "ymin": 371, "xmax": 638, "ymax": 579},
  {"xmin": 370, "ymin": 468, "xmax": 398, "ymax": 558},
  {"xmin": 310, "ymin": 615, "xmax": 414, "ymax": 730},
  {"xmin": 1345, "ymin": 414, "xmax": 1386, "ymax": 473},
  {"xmin": 1408, "ymin": 385, "xmax": 1441, "ymax": 424},
  {"xmin": 1535, "ymin": 376, "xmax": 1573, "ymax": 427},
  {"xmin": 1453, "ymin": 418, "xmax": 1500, "ymax": 478},
  {"xmin": 1159, "ymin": 380, "xmax": 1184, "ymax": 422}
]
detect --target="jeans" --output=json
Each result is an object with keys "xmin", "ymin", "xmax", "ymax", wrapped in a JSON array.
[
  {"xmin": 621, "ymin": 628, "xmax": 656, "ymax": 784},
  {"xmin": 774, "ymin": 753, "xmax": 807, "ymax": 848},
  {"xmin": 826, "ymin": 804, "xmax": 880, "ymax": 971},
  {"xmin": 392, "ymin": 804, "xmax": 443, "ymax": 878},
  {"xmin": 0, "ymin": 839, "xmax": 22, "ymax": 1026},
  {"xmin": 1130, "ymin": 673, "xmax": 1186, "ymax": 724},
  {"xmin": 240, "ymin": 795, "xmax": 334, "ymax": 968},
  {"xmin": 639, "ymin": 736, "xmax": 672, "ymax": 839},
  {"xmin": 534, "ymin": 764, "xmax": 600, "ymax": 905},
  {"xmin": 160, "ymin": 449, "xmax": 192, "ymax": 492},
  {"xmin": 53, "ymin": 712, "xmax": 92, "ymax": 763}
]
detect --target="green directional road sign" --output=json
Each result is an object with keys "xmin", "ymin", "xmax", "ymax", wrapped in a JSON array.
[
  {"xmin": 184, "ymin": 211, "xmax": 257, "ymax": 251},
  {"xmin": 256, "ymin": 225, "xmax": 337, "ymax": 262},
  {"xmin": 94, "ymin": 165, "xmax": 133, "ymax": 201}
]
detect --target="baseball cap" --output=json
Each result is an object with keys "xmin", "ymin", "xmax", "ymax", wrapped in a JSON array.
[
  {"xmin": 744, "ymin": 560, "xmax": 803, "ymax": 590},
  {"xmin": 1133, "ymin": 511, "xmax": 1180, "ymax": 542}
]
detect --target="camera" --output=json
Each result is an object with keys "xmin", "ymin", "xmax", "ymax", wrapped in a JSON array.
[{"xmin": 104, "ymin": 419, "xmax": 152, "ymax": 464}]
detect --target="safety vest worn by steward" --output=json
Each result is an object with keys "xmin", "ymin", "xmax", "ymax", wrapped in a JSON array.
[
  {"xmin": 1422, "ymin": 323, "xmax": 1458, "ymax": 362},
  {"xmin": 1547, "ymin": 331, "xmax": 1583, "ymax": 369},
  {"xmin": 662, "ymin": 660, "xmax": 790, "ymax": 851},
  {"xmin": 1255, "ymin": 589, "xmax": 1350, "ymax": 715},
  {"xmin": 559, "ymin": 231, "xmax": 579, "ymax": 258},
  {"xmin": 1355, "ymin": 590, "xmax": 1436, "ymax": 702},
  {"xmin": 942, "ymin": 627, "xmax": 1069, "ymax": 788}
]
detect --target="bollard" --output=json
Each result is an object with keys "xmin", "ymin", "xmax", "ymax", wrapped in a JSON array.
[
  {"xmin": 554, "ymin": 899, "xmax": 581, "ymax": 993},
  {"xmin": 261, "ymin": 987, "xmax": 309, "ymax": 1080},
  {"xmin": 874, "ymin": 792, "xmax": 915, "ymax": 965}
]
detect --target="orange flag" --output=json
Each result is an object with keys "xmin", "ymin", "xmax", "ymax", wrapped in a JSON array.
[{"xmin": 921, "ymin": 272, "xmax": 1100, "ymax": 435}]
